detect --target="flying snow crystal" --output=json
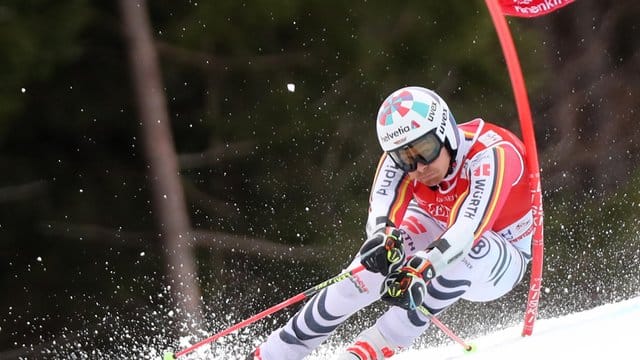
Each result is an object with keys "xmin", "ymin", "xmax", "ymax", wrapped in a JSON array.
[
  {"xmin": 287, "ymin": 83, "xmax": 296, "ymax": 92},
  {"xmin": 21, "ymin": 88, "xmax": 26, "ymax": 93}
]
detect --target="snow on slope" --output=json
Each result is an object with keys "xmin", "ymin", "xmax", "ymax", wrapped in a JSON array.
[
  {"xmin": 302, "ymin": 296, "xmax": 640, "ymax": 360},
  {"xmin": 391, "ymin": 296, "xmax": 640, "ymax": 360}
]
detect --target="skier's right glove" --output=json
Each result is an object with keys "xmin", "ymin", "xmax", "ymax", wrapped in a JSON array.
[
  {"xmin": 359, "ymin": 227, "xmax": 405, "ymax": 276},
  {"xmin": 381, "ymin": 253, "xmax": 435, "ymax": 310}
]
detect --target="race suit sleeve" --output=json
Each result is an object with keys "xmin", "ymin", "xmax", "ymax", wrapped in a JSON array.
[
  {"xmin": 424, "ymin": 142, "xmax": 526, "ymax": 273},
  {"xmin": 365, "ymin": 153, "xmax": 414, "ymax": 239}
]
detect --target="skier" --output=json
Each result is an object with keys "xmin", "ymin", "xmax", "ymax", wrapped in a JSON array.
[{"xmin": 247, "ymin": 86, "xmax": 533, "ymax": 359}]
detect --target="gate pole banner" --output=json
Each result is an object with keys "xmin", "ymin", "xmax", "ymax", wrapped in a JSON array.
[
  {"xmin": 484, "ymin": 0, "xmax": 545, "ymax": 337},
  {"xmin": 499, "ymin": 0, "xmax": 575, "ymax": 18},
  {"xmin": 487, "ymin": 0, "xmax": 576, "ymax": 336}
]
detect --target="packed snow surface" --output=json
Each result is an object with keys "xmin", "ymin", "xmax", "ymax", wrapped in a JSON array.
[{"xmin": 304, "ymin": 296, "xmax": 640, "ymax": 360}]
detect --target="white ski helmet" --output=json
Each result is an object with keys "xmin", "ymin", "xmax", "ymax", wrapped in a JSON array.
[{"xmin": 376, "ymin": 86, "xmax": 459, "ymax": 171}]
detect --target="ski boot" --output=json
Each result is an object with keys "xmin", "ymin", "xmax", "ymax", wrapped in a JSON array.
[
  {"xmin": 246, "ymin": 347, "xmax": 262, "ymax": 360},
  {"xmin": 335, "ymin": 326, "xmax": 397, "ymax": 359}
]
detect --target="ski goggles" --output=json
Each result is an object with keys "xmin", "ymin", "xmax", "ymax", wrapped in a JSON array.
[{"xmin": 387, "ymin": 131, "xmax": 443, "ymax": 172}]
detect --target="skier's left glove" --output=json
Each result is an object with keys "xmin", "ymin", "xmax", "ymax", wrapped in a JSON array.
[
  {"xmin": 359, "ymin": 227, "xmax": 405, "ymax": 276},
  {"xmin": 381, "ymin": 252, "xmax": 435, "ymax": 310}
]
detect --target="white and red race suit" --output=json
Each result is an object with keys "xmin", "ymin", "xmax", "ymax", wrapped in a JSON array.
[
  {"xmin": 255, "ymin": 119, "xmax": 533, "ymax": 360},
  {"xmin": 366, "ymin": 118, "xmax": 533, "ymax": 269}
]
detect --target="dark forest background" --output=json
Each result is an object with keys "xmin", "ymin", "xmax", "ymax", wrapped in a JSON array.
[{"xmin": 1, "ymin": 0, "xmax": 639, "ymax": 358}]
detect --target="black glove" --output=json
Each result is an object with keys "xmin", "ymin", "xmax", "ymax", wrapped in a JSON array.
[
  {"xmin": 359, "ymin": 227, "xmax": 405, "ymax": 276},
  {"xmin": 381, "ymin": 253, "xmax": 435, "ymax": 310}
]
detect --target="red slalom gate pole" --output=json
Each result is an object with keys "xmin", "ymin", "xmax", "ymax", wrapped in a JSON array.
[
  {"xmin": 167, "ymin": 265, "xmax": 366, "ymax": 359},
  {"xmin": 484, "ymin": 0, "xmax": 545, "ymax": 337}
]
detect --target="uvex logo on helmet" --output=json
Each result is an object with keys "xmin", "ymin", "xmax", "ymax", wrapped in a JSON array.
[{"xmin": 379, "ymin": 120, "xmax": 421, "ymax": 145}]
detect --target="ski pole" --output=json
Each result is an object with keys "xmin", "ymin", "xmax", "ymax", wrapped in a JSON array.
[
  {"xmin": 417, "ymin": 306, "xmax": 476, "ymax": 353},
  {"xmin": 163, "ymin": 264, "xmax": 366, "ymax": 359}
]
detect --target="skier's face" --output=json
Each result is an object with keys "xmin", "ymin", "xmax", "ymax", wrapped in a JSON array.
[{"xmin": 407, "ymin": 147, "xmax": 451, "ymax": 186}]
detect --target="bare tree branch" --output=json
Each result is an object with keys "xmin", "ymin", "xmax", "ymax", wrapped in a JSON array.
[
  {"xmin": 182, "ymin": 179, "xmax": 240, "ymax": 219},
  {"xmin": 177, "ymin": 140, "xmax": 255, "ymax": 170},
  {"xmin": 155, "ymin": 41, "xmax": 311, "ymax": 71},
  {"xmin": 0, "ymin": 180, "xmax": 47, "ymax": 203},
  {"xmin": 37, "ymin": 221, "xmax": 326, "ymax": 260}
]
